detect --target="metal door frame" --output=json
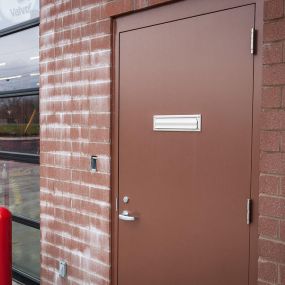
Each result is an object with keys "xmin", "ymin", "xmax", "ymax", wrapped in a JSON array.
[{"xmin": 112, "ymin": 1, "xmax": 263, "ymax": 284}]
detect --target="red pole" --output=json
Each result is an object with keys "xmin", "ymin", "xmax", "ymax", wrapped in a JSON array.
[{"xmin": 0, "ymin": 207, "xmax": 12, "ymax": 285}]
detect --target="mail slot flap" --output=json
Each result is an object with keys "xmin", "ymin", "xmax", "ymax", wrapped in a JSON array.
[{"xmin": 153, "ymin": 115, "xmax": 201, "ymax": 132}]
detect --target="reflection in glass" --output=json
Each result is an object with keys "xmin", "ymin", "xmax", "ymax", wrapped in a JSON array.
[
  {"xmin": 0, "ymin": 26, "xmax": 39, "ymax": 91},
  {"xmin": 12, "ymin": 222, "xmax": 40, "ymax": 279},
  {"xmin": 0, "ymin": 160, "xmax": 39, "ymax": 221},
  {"xmin": 0, "ymin": 0, "xmax": 39, "ymax": 30},
  {"xmin": 0, "ymin": 95, "xmax": 39, "ymax": 154}
]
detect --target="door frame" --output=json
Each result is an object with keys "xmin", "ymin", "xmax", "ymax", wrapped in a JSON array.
[{"xmin": 111, "ymin": 1, "xmax": 263, "ymax": 284}]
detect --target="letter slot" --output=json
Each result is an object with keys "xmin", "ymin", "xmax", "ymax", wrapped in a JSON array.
[{"xmin": 153, "ymin": 115, "xmax": 201, "ymax": 132}]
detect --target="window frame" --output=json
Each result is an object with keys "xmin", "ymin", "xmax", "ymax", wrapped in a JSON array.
[
  {"xmin": 0, "ymin": 16, "xmax": 40, "ymax": 285},
  {"xmin": 0, "ymin": 18, "xmax": 39, "ymax": 38},
  {"xmin": 13, "ymin": 268, "xmax": 40, "ymax": 285}
]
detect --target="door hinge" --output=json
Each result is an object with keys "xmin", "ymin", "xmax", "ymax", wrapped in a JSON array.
[
  {"xmin": 247, "ymin": 198, "xmax": 252, "ymax": 225},
  {"xmin": 115, "ymin": 196, "xmax": 118, "ymax": 212},
  {"xmin": 250, "ymin": 28, "xmax": 257, "ymax": 55}
]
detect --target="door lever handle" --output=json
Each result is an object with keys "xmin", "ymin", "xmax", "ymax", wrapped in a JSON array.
[{"xmin": 119, "ymin": 210, "xmax": 136, "ymax": 221}]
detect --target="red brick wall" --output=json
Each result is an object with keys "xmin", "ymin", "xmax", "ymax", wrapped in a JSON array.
[
  {"xmin": 39, "ymin": 0, "xmax": 171, "ymax": 284},
  {"xmin": 259, "ymin": 0, "xmax": 285, "ymax": 284}
]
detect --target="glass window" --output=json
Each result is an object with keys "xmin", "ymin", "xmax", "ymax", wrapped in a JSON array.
[
  {"xmin": 12, "ymin": 222, "xmax": 40, "ymax": 278},
  {"xmin": 0, "ymin": 0, "xmax": 39, "ymax": 30},
  {"xmin": 0, "ymin": 95, "xmax": 39, "ymax": 154},
  {"xmin": 0, "ymin": 21, "xmax": 40, "ymax": 283},
  {"xmin": 0, "ymin": 160, "xmax": 39, "ymax": 220},
  {"xmin": 0, "ymin": 26, "xmax": 39, "ymax": 92}
]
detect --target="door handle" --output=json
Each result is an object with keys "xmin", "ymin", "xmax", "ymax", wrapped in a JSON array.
[{"xmin": 119, "ymin": 210, "xmax": 136, "ymax": 221}]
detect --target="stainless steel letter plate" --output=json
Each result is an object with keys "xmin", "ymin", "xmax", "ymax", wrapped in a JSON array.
[{"xmin": 153, "ymin": 115, "xmax": 201, "ymax": 132}]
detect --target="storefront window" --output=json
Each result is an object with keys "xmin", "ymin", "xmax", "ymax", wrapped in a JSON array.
[
  {"xmin": 0, "ymin": 4, "xmax": 40, "ymax": 283},
  {"xmin": 0, "ymin": 26, "xmax": 39, "ymax": 91},
  {"xmin": 0, "ymin": 0, "xmax": 39, "ymax": 30},
  {"xmin": 0, "ymin": 95, "xmax": 39, "ymax": 154},
  {"xmin": 0, "ymin": 160, "xmax": 39, "ymax": 220},
  {"xmin": 12, "ymin": 222, "xmax": 40, "ymax": 278}
]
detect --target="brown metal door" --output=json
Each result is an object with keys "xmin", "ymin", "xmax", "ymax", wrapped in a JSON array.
[{"xmin": 116, "ymin": 4, "xmax": 255, "ymax": 285}]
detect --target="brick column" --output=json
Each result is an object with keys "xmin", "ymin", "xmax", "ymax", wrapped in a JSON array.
[{"xmin": 259, "ymin": 0, "xmax": 285, "ymax": 284}]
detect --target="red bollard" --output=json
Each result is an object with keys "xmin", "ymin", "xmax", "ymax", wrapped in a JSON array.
[{"xmin": 0, "ymin": 207, "xmax": 12, "ymax": 285}]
